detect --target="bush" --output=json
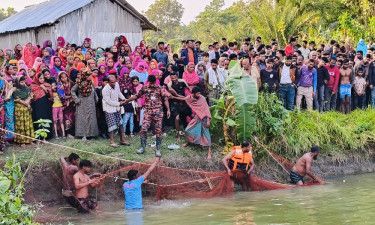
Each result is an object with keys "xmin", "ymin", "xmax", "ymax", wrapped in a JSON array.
[{"xmin": 0, "ymin": 155, "xmax": 38, "ymax": 225}]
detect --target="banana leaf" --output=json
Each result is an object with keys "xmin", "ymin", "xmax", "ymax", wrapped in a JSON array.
[
  {"xmin": 227, "ymin": 61, "xmax": 258, "ymax": 106},
  {"xmin": 236, "ymin": 104, "xmax": 256, "ymax": 142}
]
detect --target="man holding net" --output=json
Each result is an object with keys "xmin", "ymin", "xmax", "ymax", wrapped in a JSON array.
[
  {"xmin": 124, "ymin": 75, "xmax": 170, "ymax": 157},
  {"xmin": 290, "ymin": 145, "xmax": 324, "ymax": 185},
  {"xmin": 123, "ymin": 158, "xmax": 160, "ymax": 210},
  {"xmin": 222, "ymin": 141, "xmax": 256, "ymax": 191}
]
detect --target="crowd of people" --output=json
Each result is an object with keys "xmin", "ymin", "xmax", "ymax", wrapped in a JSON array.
[{"xmin": 0, "ymin": 35, "xmax": 373, "ymax": 157}]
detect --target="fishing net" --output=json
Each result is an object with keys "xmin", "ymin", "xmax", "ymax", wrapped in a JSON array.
[{"xmin": 267, "ymin": 151, "xmax": 323, "ymax": 186}]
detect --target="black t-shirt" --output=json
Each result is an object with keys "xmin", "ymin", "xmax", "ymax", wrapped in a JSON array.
[
  {"xmin": 260, "ymin": 69, "xmax": 279, "ymax": 92},
  {"xmin": 171, "ymin": 81, "xmax": 187, "ymax": 96},
  {"xmin": 215, "ymin": 51, "xmax": 220, "ymax": 60}
]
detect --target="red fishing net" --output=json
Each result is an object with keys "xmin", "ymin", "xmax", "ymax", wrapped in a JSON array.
[{"xmin": 98, "ymin": 151, "xmax": 323, "ymax": 201}]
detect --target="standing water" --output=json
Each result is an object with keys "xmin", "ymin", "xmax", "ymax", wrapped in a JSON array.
[{"xmin": 37, "ymin": 173, "xmax": 375, "ymax": 224}]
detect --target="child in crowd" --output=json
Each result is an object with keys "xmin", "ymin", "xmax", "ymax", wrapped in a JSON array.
[
  {"xmin": 51, "ymin": 82, "xmax": 65, "ymax": 139},
  {"xmin": 122, "ymin": 89, "xmax": 137, "ymax": 136},
  {"xmin": 131, "ymin": 76, "xmax": 144, "ymax": 127},
  {"xmin": 352, "ymin": 68, "xmax": 367, "ymax": 109}
]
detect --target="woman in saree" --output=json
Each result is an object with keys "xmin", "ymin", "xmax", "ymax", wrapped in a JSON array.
[
  {"xmin": 13, "ymin": 76, "xmax": 35, "ymax": 147},
  {"xmin": 22, "ymin": 43, "xmax": 39, "ymax": 68},
  {"xmin": 31, "ymin": 73, "xmax": 53, "ymax": 139}
]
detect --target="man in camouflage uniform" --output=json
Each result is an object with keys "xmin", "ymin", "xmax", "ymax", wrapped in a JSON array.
[{"xmin": 125, "ymin": 75, "xmax": 170, "ymax": 157}]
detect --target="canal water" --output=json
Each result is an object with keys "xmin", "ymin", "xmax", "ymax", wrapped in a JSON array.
[{"xmin": 37, "ymin": 173, "xmax": 375, "ymax": 224}]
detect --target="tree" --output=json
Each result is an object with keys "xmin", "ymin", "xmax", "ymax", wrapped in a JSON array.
[
  {"xmin": 0, "ymin": 7, "xmax": 17, "ymax": 22},
  {"xmin": 143, "ymin": 0, "xmax": 184, "ymax": 47},
  {"xmin": 189, "ymin": 0, "xmax": 248, "ymax": 47}
]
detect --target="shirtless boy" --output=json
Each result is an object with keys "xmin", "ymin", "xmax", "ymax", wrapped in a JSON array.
[
  {"xmin": 73, "ymin": 160, "xmax": 100, "ymax": 213},
  {"xmin": 60, "ymin": 153, "xmax": 80, "ymax": 207},
  {"xmin": 290, "ymin": 146, "xmax": 323, "ymax": 185},
  {"xmin": 339, "ymin": 59, "xmax": 352, "ymax": 114}
]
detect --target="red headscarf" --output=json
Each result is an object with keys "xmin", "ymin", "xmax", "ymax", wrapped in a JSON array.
[{"xmin": 31, "ymin": 73, "xmax": 52, "ymax": 101}]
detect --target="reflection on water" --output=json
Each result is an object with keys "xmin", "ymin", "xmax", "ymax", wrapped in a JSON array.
[{"xmin": 36, "ymin": 173, "xmax": 375, "ymax": 224}]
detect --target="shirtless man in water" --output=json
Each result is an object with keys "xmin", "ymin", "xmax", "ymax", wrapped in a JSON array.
[
  {"xmin": 73, "ymin": 159, "xmax": 100, "ymax": 213},
  {"xmin": 290, "ymin": 146, "xmax": 323, "ymax": 185},
  {"xmin": 60, "ymin": 153, "xmax": 80, "ymax": 208},
  {"xmin": 339, "ymin": 59, "xmax": 353, "ymax": 114}
]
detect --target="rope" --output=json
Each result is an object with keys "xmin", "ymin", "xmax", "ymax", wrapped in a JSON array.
[
  {"xmin": 0, "ymin": 128, "xmax": 212, "ymax": 174},
  {"xmin": 1, "ymin": 128, "xmax": 226, "ymax": 187}
]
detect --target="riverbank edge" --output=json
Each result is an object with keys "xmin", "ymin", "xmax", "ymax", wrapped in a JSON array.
[{"xmin": 21, "ymin": 151, "xmax": 375, "ymax": 205}]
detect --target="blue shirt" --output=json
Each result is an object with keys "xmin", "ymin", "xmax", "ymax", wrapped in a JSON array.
[
  {"xmin": 124, "ymin": 176, "xmax": 144, "ymax": 210},
  {"xmin": 153, "ymin": 51, "xmax": 168, "ymax": 65}
]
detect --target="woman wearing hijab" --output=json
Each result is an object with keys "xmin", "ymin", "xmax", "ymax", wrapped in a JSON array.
[
  {"xmin": 22, "ymin": 43, "xmax": 39, "ymax": 68},
  {"xmin": 13, "ymin": 76, "xmax": 34, "ymax": 147},
  {"xmin": 31, "ymin": 72, "xmax": 53, "ymax": 139},
  {"xmin": 118, "ymin": 67, "xmax": 133, "ymax": 93},
  {"xmin": 356, "ymin": 39, "xmax": 368, "ymax": 57},
  {"xmin": 42, "ymin": 47, "xmax": 53, "ymax": 67},
  {"xmin": 97, "ymin": 64, "xmax": 107, "ymax": 87},
  {"xmin": 17, "ymin": 60, "xmax": 29, "ymax": 75},
  {"xmin": 42, "ymin": 40, "xmax": 56, "ymax": 56},
  {"xmin": 57, "ymin": 37, "xmax": 66, "ymax": 50},
  {"xmin": 195, "ymin": 61, "xmax": 207, "ymax": 91},
  {"xmin": 183, "ymin": 62, "xmax": 200, "ymax": 96},
  {"xmin": 176, "ymin": 59, "xmax": 186, "ymax": 78},
  {"xmin": 65, "ymin": 55, "xmax": 74, "ymax": 73},
  {"xmin": 49, "ymin": 56, "xmax": 65, "ymax": 77},
  {"xmin": 129, "ymin": 61, "xmax": 148, "ymax": 83},
  {"xmin": 58, "ymin": 48, "xmax": 68, "ymax": 68},
  {"xmin": 71, "ymin": 72, "xmax": 99, "ymax": 140},
  {"xmin": 0, "ymin": 75, "xmax": 7, "ymax": 154},
  {"xmin": 2, "ymin": 70, "xmax": 15, "ymax": 142},
  {"xmin": 14, "ymin": 44, "xmax": 23, "ymax": 61},
  {"xmin": 95, "ymin": 48, "xmax": 105, "ymax": 62}
]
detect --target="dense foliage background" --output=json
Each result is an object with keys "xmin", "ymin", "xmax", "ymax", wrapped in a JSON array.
[{"xmin": 143, "ymin": 0, "xmax": 375, "ymax": 49}]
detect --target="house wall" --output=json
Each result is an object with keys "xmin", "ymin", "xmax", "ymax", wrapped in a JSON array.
[{"xmin": 0, "ymin": 0, "xmax": 143, "ymax": 50}]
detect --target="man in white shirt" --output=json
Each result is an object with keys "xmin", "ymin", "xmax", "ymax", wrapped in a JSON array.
[
  {"xmin": 102, "ymin": 75, "xmax": 129, "ymax": 147},
  {"xmin": 279, "ymin": 56, "xmax": 297, "ymax": 110},
  {"xmin": 299, "ymin": 40, "xmax": 311, "ymax": 60}
]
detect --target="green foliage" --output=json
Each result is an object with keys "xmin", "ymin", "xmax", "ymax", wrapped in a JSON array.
[
  {"xmin": 0, "ymin": 7, "xmax": 17, "ymax": 22},
  {"xmin": 34, "ymin": 119, "xmax": 52, "ymax": 139},
  {"xmin": 143, "ymin": 0, "xmax": 184, "ymax": 47},
  {"xmin": 0, "ymin": 154, "xmax": 38, "ymax": 224}
]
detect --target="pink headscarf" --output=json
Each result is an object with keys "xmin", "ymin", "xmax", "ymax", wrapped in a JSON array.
[
  {"xmin": 21, "ymin": 44, "xmax": 39, "ymax": 68},
  {"xmin": 33, "ymin": 57, "xmax": 43, "ymax": 70},
  {"xmin": 135, "ymin": 61, "xmax": 148, "ymax": 73},
  {"xmin": 57, "ymin": 37, "xmax": 65, "ymax": 48},
  {"xmin": 17, "ymin": 60, "xmax": 29, "ymax": 75},
  {"xmin": 150, "ymin": 70, "xmax": 162, "ymax": 76}
]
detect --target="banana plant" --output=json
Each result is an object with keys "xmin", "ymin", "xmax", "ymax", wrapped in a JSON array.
[{"xmin": 210, "ymin": 61, "xmax": 258, "ymax": 153}]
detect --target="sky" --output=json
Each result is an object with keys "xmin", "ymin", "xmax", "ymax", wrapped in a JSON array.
[{"xmin": 0, "ymin": 0, "xmax": 238, "ymax": 24}]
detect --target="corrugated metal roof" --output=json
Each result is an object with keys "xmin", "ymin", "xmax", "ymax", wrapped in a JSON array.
[
  {"xmin": 0, "ymin": 0, "xmax": 157, "ymax": 34},
  {"xmin": 0, "ymin": 0, "xmax": 94, "ymax": 33}
]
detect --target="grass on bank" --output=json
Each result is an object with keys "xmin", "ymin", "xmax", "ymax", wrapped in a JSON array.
[
  {"xmin": 0, "ymin": 130, "xmax": 223, "ymax": 168},
  {"xmin": 1, "ymin": 108, "xmax": 375, "ymax": 168},
  {"xmin": 255, "ymin": 109, "xmax": 375, "ymax": 162}
]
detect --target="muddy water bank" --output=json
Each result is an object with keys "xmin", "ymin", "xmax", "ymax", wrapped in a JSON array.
[{"xmin": 22, "ymin": 152, "xmax": 375, "ymax": 205}]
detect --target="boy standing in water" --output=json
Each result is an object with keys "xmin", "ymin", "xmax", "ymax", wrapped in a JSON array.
[
  {"xmin": 73, "ymin": 159, "xmax": 100, "ymax": 213},
  {"xmin": 123, "ymin": 158, "xmax": 160, "ymax": 210}
]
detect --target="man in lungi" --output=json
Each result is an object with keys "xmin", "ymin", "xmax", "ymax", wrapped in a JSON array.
[
  {"xmin": 102, "ymin": 75, "xmax": 130, "ymax": 147},
  {"xmin": 171, "ymin": 87, "xmax": 212, "ymax": 160}
]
